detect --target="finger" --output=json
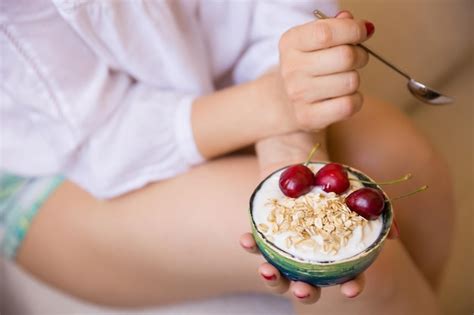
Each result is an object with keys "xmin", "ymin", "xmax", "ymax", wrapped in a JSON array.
[
  {"xmin": 295, "ymin": 92, "xmax": 364, "ymax": 131},
  {"xmin": 301, "ymin": 45, "xmax": 369, "ymax": 76},
  {"xmin": 290, "ymin": 281, "xmax": 321, "ymax": 304},
  {"xmin": 307, "ymin": 70, "xmax": 361, "ymax": 101},
  {"xmin": 340, "ymin": 273, "xmax": 366, "ymax": 298},
  {"xmin": 280, "ymin": 18, "xmax": 374, "ymax": 52},
  {"xmin": 388, "ymin": 218, "xmax": 400, "ymax": 239},
  {"xmin": 290, "ymin": 71, "xmax": 360, "ymax": 104},
  {"xmin": 335, "ymin": 10, "xmax": 354, "ymax": 19},
  {"xmin": 258, "ymin": 263, "xmax": 290, "ymax": 294},
  {"xmin": 239, "ymin": 233, "xmax": 260, "ymax": 254}
]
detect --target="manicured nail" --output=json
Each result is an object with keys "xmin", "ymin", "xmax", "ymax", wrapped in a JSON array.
[
  {"xmin": 294, "ymin": 292, "xmax": 310, "ymax": 299},
  {"xmin": 343, "ymin": 287, "xmax": 359, "ymax": 298},
  {"xmin": 261, "ymin": 273, "xmax": 277, "ymax": 281},
  {"xmin": 346, "ymin": 292, "xmax": 359, "ymax": 298},
  {"xmin": 335, "ymin": 10, "xmax": 350, "ymax": 18},
  {"xmin": 242, "ymin": 243, "xmax": 255, "ymax": 250},
  {"xmin": 365, "ymin": 22, "xmax": 375, "ymax": 37}
]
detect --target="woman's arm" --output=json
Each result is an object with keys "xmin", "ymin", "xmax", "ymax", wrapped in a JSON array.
[{"xmin": 191, "ymin": 72, "xmax": 294, "ymax": 159}]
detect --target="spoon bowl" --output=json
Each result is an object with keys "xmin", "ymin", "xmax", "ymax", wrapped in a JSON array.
[
  {"xmin": 407, "ymin": 79, "xmax": 454, "ymax": 105},
  {"xmin": 313, "ymin": 10, "xmax": 454, "ymax": 106}
]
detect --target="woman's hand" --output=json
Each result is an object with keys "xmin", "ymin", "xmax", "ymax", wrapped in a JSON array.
[
  {"xmin": 244, "ymin": 130, "xmax": 367, "ymax": 303},
  {"xmin": 240, "ymin": 215, "xmax": 399, "ymax": 304},
  {"xmin": 276, "ymin": 11, "xmax": 372, "ymax": 132},
  {"xmin": 244, "ymin": 129, "xmax": 400, "ymax": 304},
  {"xmin": 239, "ymin": 233, "xmax": 366, "ymax": 303},
  {"xmin": 191, "ymin": 11, "xmax": 372, "ymax": 160}
]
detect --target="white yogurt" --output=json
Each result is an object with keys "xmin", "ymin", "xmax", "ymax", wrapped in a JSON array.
[{"xmin": 253, "ymin": 165, "xmax": 383, "ymax": 262}]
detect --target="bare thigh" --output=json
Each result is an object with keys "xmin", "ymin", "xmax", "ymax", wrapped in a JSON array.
[
  {"xmin": 17, "ymin": 156, "xmax": 265, "ymax": 306},
  {"xmin": 17, "ymin": 155, "xmax": 440, "ymax": 313},
  {"xmin": 328, "ymin": 96, "xmax": 454, "ymax": 289},
  {"xmin": 295, "ymin": 240, "xmax": 440, "ymax": 315}
]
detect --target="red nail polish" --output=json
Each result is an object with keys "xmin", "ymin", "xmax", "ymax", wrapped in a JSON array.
[
  {"xmin": 365, "ymin": 22, "xmax": 375, "ymax": 37},
  {"xmin": 243, "ymin": 244, "xmax": 254, "ymax": 250},
  {"xmin": 261, "ymin": 273, "xmax": 277, "ymax": 281},
  {"xmin": 295, "ymin": 292, "xmax": 310, "ymax": 299},
  {"xmin": 346, "ymin": 292, "xmax": 358, "ymax": 298}
]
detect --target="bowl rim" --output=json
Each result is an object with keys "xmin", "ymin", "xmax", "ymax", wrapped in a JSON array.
[{"xmin": 249, "ymin": 161, "xmax": 393, "ymax": 266}]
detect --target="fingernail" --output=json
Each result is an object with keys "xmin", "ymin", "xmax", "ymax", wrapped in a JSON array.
[
  {"xmin": 391, "ymin": 219, "xmax": 400, "ymax": 238},
  {"xmin": 335, "ymin": 10, "xmax": 350, "ymax": 17},
  {"xmin": 261, "ymin": 273, "xmax": 277, "ymax": 281},
  {"xmin": 365, "ymin": 22, "xmax": 375, "ymax": 37},
  {"xmin": 294, "ymin": 292, "xmax": 310, "ymax": 299},
  {"xmin": 346, "ymin": 292, "xmax": 359, "ymax": 298},
  {"xmin": 242, "ymin": 244, "xmax": 255, "ymax": 250}
]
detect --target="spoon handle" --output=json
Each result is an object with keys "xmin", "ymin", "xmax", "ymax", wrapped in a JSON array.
[{"xmin": 313, "ymin": 10, "xmax": 412, "ymax": 80}]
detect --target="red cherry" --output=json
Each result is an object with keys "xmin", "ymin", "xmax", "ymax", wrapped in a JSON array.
[
  {"xmin": 345, "ymin": 187, "xmax": 385, "ymax": 220},
  {"xmin": 319, "ymin": 163, "xmax": 344, "ymax": 172},
  {"xmin": 279, "ymin": 165, "xmax": 314, "ymax": 198},
  {"xmin": 314, "ymin": 163, "xmax": 350, "ymax": 194}
]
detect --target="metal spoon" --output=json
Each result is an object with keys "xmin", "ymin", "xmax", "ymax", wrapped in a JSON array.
[{"xmin": 313, "ymin": 10, "xmax": 453, "ymax": 105}]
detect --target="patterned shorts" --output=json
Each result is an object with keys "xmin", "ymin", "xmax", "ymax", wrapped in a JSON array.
[{"xmin": 0, "ymin": 172, "xmax": 63, "ymax": 259}]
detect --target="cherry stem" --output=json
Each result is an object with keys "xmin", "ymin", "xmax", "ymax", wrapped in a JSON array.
[
  {"xmin": 390, "ymin": 185, "xmax": 428, "ymax": 201},
  {"xmin": 304, "ymin": 143, "xmax": 321, "ymax": 166},
  {"xmin": 350, "ymin": 173, "xmax": 412, "ymax": 185}
]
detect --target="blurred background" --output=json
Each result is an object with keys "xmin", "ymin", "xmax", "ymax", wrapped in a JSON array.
[
  {"xmin": 1, "ymin": 0, "xmax": 472, "ymax": 314},
  {"xmin": 348, "ymin": 1, "xmax": 473, "ymax": 314}
]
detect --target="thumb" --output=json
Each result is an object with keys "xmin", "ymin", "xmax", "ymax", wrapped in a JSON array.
[{"xmin": 335, "ymin": 10, "xmax": 354, "ymax": 19}]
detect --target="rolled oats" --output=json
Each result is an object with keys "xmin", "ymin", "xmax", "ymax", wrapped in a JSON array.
[{"xmin": 263, "ymin": 192, "xmax": 365, "ymax": 254}]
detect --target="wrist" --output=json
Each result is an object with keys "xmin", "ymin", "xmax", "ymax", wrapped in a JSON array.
[
  {"xmin": 192, "ymin": 75, "xmax": 288, "ymax": 159},
  {"xmin": 255, "ymin": 71, "xmax": 296, "ymax": 138},
  {"xmin": 255, "ymin": 131, "xmax": 329, "ymax": 179}
]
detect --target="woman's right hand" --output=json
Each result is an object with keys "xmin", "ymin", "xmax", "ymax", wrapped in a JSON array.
[
  {"xmin": 191, "ymin": 11, "xmax": 372, "ymax": 160},
  {"xmin": 276, "ymin": 11, "xmax": 373, "ymax": 132}
]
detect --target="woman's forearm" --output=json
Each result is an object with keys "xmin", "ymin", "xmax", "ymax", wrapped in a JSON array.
[
  {"xmin": 255, "ymin": 131, "xmax": 329, "ymax": 179},
  {"xmin": 192, "ymin": 72, "xmax": 294, "ymax": 159}
]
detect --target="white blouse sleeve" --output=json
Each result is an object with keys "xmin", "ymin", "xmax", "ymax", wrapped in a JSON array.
[
  {"xmin": 2, "ymin": 0, "xmax": 338, "ymax": 199},
  {"xmin": 1, "ymin": 1, "xmax": 206, "ymax": 199},
  {"xmin": 234, "ymin": 0, "xmax": 339, "ymax": 83},
  {"xmin": 50, "ymin": 1, "xmax": 208, "ymax": 198},
  {"xmin": 66, "ymin": 87, "xmax": 203, "ymax": 199},
  {"xmin": 198, "ymin": 0, "xmax": 339, "ymax": 84}
]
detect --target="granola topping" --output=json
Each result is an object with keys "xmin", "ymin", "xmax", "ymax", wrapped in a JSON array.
[
  {"xmin": 253, "ymin": 166, "xmax": 383, "ymax": 262},
  {"xmin": 263, "ymin": 193, "xmax": 367, "ymax": 255}
]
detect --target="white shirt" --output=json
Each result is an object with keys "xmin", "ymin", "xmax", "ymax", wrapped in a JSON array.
[{"xmin": 0, "ymin": 0, "xmax": 337, "ymax": 198}]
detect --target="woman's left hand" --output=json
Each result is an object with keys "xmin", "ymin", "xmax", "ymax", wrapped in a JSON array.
[
  {"xmin": 239, "ymin": 232, "xmax": 368, "ymax": 303},
  {"xmin": 243, "ymin": 131, "xmax": 399, "ymax": 304}
]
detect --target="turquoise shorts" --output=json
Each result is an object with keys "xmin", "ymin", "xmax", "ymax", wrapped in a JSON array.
[{"xmin": 0, "ymin": 172, "xmax": 63, "ymax": 259}]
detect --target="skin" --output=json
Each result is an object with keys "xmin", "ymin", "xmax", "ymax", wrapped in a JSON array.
[
  {"xmin": 16, "ymin": 97, "xmax": 451, "ymax": 314},
  {"xmin": 11, "ymin": 11, "xmax": 452, "ymax": 314}
]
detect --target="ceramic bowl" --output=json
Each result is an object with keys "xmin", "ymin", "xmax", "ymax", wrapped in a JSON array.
[{"xmin": 249, "ymin": 162, "xmax": 393, "ymax": 286}]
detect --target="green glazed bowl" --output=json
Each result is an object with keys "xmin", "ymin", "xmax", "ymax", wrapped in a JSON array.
[{"xmin": 249, "ymin": 162, "xmax": 393, "ymax": 287}]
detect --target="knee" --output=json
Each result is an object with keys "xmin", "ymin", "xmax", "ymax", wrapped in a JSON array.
[{"xmin": 410, "ymin": 137, "xmax": 450, "ymax": 177}]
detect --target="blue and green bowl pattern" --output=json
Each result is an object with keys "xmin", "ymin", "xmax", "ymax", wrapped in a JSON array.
[{"xmin": 249, "ymin": 162, "xmax": 393, "ymax": 287}]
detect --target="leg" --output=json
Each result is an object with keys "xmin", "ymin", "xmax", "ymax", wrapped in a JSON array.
[
  {"xmin": 253, "ymin": 130, "xmax": 443, "ymax": 314},
  {"xmin": 294, "ymin": 240, "xmax": 440, "ymax": 315},
  {"xmin": 16, "ymin": 154, "xmax": 442, "ymax": 314},
  {"xmin": 16, "ymin": 156, "xmax": 266, "ymax": 306},
  {"xmin": 328, "ymin": 96, "xmax": 454, "ymax": 289}
]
